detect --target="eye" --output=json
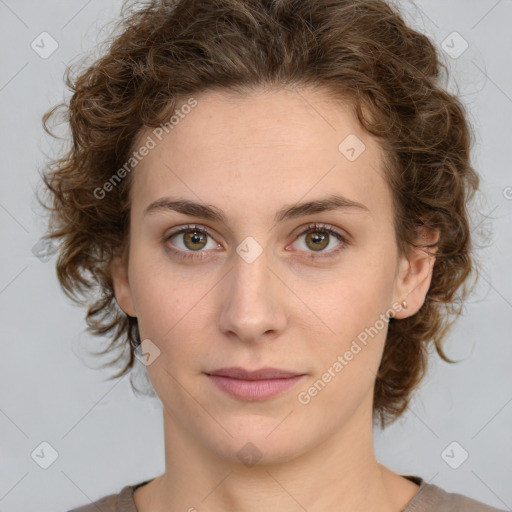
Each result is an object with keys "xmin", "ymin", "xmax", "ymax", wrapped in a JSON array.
[
  {"xmin": 290, "ymin": 223, "xmax": 349, "ymax": 259},
  {"xmin": 163, "ymin": 222, "xmax": 349, "ymax": 262},
  {"xmin": 163, "ymin": 224, "xmax": 220, "ymax": 260}
]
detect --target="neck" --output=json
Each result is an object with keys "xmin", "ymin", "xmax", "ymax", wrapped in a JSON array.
[{"xmin": 134, "ymin": 395, "xmax": 419, "ymax": 512}]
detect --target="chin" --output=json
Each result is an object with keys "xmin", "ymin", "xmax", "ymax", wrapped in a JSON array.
[{"xmin": 197, "ymin": 415, "xmax": 318, "ymax": 467}]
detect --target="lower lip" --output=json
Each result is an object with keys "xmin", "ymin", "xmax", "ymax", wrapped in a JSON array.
[{"xmin": 207, "ymin": 374, "xmax": 306, "ymax": 401}]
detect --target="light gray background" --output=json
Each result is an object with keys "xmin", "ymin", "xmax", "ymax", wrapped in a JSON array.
[{"xmin": 0, "ymin": 1, "xmax": 511, "ymax": 511}]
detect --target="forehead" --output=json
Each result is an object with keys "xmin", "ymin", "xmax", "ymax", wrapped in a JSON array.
[{"xmin": 129, "ymin": 87, "xmax": 392, "ymax": 225}]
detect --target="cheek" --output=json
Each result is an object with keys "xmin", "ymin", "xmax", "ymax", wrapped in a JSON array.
[
  {"xmin": 131, "ymin": 278, "xmax": 177, "ymax": 339},
  {"xmin": 316, "ymin": 269, "xmax": 393, "ymax": 332},
  {"xmin": 302, "ymin": 263, "xmax": 395, "ymax": 376},
  {"xmin": 295, "ymin": 281, "xmax": 392, "ymax": 419},
  {"xmin": 127, "ymin": 247, "xmax": 184, "ymax": 340},
  {"xmin": 128, "ymin": 252, "xmax": 216, "ymax": 363}
]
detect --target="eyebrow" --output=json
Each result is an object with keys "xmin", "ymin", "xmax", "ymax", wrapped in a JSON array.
[{"xmin": 143, "ymin": 194, "xmax": 371, "ymax": 224}]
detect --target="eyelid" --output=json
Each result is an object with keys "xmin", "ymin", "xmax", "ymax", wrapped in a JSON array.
[{"xmin": 291, "ymin": 222, "xmax": 349, "ymax": 242}]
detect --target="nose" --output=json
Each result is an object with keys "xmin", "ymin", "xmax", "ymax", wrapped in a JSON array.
[{"xmin": 217, "ymin": 248, "xmax": 288, "ymax": 344}]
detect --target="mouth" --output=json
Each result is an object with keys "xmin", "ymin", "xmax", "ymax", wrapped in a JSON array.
[{"xmin": 205, "ymin": 367, "xmax": 307, "ymax": 401}]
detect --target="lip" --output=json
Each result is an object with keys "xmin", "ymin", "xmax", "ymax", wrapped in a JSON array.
[{"xmin": 205, "ymin": 367, "xmax": 306, "ymax": 401}]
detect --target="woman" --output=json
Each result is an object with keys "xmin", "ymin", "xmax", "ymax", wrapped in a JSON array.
[{"xmin": 40, "ymin": 0, "xmax": 504, "ymax": 510}]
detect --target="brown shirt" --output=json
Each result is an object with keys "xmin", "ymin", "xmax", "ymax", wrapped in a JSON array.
[{"xmin": 66, "ymin": 475, "xmax": 506, "ymax": 511}]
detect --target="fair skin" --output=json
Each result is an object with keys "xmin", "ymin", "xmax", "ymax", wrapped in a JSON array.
[{"xmin": 111, "ymin": 86, "xmax": 437, "ymax": 512}]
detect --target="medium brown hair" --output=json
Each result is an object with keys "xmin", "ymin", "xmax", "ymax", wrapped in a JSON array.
[{"xmin": 40, "ymin": 0, "xmax": 481, "ymax": 427}]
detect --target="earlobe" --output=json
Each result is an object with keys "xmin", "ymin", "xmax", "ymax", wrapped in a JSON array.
[
  {"xmin": 393, "ymin": 227, "xmax": 439, "ymax": 319},
  {"xmin": 110, "ymin": 254, "xmax": 137, "ymax": 317}
]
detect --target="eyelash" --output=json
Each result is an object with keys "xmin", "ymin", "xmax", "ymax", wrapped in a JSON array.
[{"xmin": 163, "ymin": 223, "xmax": 349, "ymax": 262}]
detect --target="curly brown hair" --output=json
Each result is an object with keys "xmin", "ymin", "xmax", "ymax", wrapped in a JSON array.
[{"xmin": 39, "ymin": 0, "xmax": 481, "ymax": 427}]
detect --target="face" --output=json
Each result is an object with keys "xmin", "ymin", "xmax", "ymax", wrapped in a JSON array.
[{"xmin": 111, "ymin": 87, "xmax": 434, "ymax": 464}]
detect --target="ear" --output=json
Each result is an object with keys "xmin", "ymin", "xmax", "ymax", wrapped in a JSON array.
[
  {"xmin": 110, "ymin": 252, "xmax": 137, "ymax": 317},
  {"xmin": 392, "ymin": 225, "xmax": 439, "ymax": 319}
]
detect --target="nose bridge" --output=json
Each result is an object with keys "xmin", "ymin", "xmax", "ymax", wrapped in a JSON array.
[{"xmin": 218, "ymin": 246, "xmax": 286, "ymax": 342}]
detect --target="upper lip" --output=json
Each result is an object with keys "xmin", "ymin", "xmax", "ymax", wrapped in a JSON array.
[{"xmin": 206, "ymin": 367, "xmax": 304, "ymax": 380}]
